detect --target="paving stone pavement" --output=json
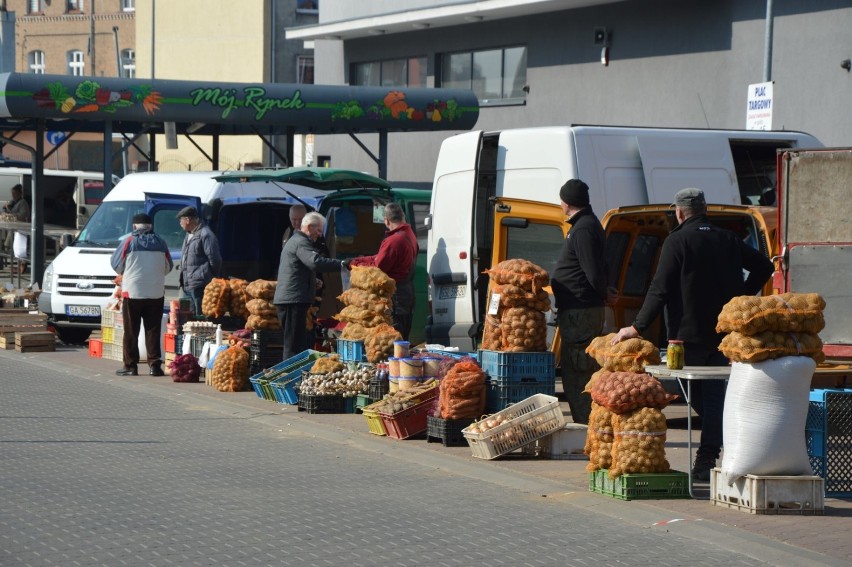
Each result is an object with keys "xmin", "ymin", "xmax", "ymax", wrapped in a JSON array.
[{"xmin": 1, "ymin": 345, "xmax": 850, "ymax": 567}]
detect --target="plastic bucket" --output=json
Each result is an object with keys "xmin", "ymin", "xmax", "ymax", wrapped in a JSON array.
[
  {"xmin": 388, "ymin": 357, "xmax": 400, "ymax": 377},
  {"xmin": 399, "ymin": 357, "xmax": 423, "ymax": 378},
  {"xmin": 394, "ymin": 341, "xmax": 411, "ymax": 358},
  {"xmin": 421, "ymin": 357, "xmax": 442, "ymax": 377},
  {"xmin": 398, "ymin": 376, "xmax": 421, "ymax": 391},
  {"xmin": 389, "ymin": 376, "xmax": 399, "ymax": 393}
]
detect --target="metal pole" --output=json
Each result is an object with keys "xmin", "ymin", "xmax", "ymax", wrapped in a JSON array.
[
  {"xmin": 31, "ymin": 121, "xmax": 45, "ymax": 287},
  {"xmin": 89, "ymin": 0, "xmax": 95, "ymax": 75},
  {"xmin": 763, "ymin": 0, "xmax": 774, "ymax": 82},
  {"xmin": 112, "ymin": 26, "xmax": 121, "ymax": 77}
]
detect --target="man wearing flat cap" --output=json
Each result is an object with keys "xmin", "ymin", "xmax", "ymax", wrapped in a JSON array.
[
  {"xmin": 177, "ymin": 206, "xmax": 221, "ymax": 316},
  {"xmin": 111, "ymin": 213, "xmax": 173, "ymax": 376},
  {"xmin": 551, "ymin": 179, "xmax": 607, "ymax": 425},
  {"xmin": 612, "ymin": 187, "xmax": 773, "ymax": 481}
]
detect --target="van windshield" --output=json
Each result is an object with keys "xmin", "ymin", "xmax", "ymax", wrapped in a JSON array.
[{"xmin": 75, "ymin": 200, "xmax": 144, "ymax": 248}]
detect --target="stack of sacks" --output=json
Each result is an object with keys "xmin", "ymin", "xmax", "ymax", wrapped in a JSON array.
[
  {"xmin": 716, "ymin": 293, "xmax": 826, "ymax": 484},
  {"xmin": 202, "ymin": 278, "xmax": 231, "ymax": 318},
  {"xmin": 244, "ymin": 279, "xmax": 281, "ymax": 330},
  {"xmin": 583, "ymin": 335, "xmax": 668, "ymax": 477},
  {"xmin": 336, "ymin": 266, "xmax": 398, "ymax": 361},
  {"xmin": 481, "ymin": 259, "xmax": 551, "ymax": 352},
  {"xmin": 228, "ymin": 279, "xmax": 250, "ymax": 320}
]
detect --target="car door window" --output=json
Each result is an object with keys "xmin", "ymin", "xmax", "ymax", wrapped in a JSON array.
[
  {"xmin": 151, "ymin": 206, "xmax": 185, "ymax": 251},
  {"xmin": 622, "ymin": 234, "xmax": 660, "ymax": 296},
  {"xmin": 408, "ymin": 202, "xmax": 430, "ymax": 252},
  {"xmin": 505, "ymin": 221, "xmax": 565, "ymax": 276}
]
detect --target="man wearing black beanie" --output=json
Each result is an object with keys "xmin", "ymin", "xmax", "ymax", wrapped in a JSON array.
[{"xmin": 550, "ymin": 179, "xmax": 607, "ymax": 424}]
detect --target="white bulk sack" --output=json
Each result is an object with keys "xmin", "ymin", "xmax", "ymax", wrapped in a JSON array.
[
  {"xmin": 721, "ymin": 357, "xmax": 815, "ymax": 486},
  {"xmin": 138, "ymin": 313, "xmax": 168, "ymax": 362}
]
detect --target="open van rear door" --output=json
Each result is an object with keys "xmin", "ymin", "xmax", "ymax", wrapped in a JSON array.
[
  {"xmin": 638, "ymin": 135, "xmax": 739, "ymax": 205},
  {"xmin": 426, "ymin": 130, "xmax": 483, "ymax": 349},
  {"xmin": 778, "ymin": 148, "xmax": 852, "ymax": 360}
]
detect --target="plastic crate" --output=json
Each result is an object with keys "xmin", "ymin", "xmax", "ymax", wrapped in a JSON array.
[
  {"xmin": 532, "ymin": 423, "xmax": 589, "ymax": 460},
  {"xmin": 250, "ymin": 348, "xmax": 284, "ymax": 371},
  {"xmin": 251, "ymin": 329, "xmax": 284, "ymax": 349},
  {"xmin": 710, "ymin": 468, "xmax": 823, "ymax": 514},
  {"xmin": 102, "ymin": 341, "xmax": 122, "ymax": 361},
  {"xmin": 589, "ymin": 469, "xmax": 690, "ymax": 501},
  {"xmin": 174, "ymin": 334, "xmax": 185, "ymax": 355},
  {"xmin": 248, "ymin": 350, "xmax": 323, "ymax": 402},
  {"xmin": 101, "ymin": 309, "xmax": 122, "ymax": 329},
  {"xmin": 368, "ymin": 378, "xmax": 389, "ymax": 401},
  {"xmin": 190, "ymin": 335, "xmax": 211, "ymax": 358},
  {"xmin": 427, "ymin": 415, "xmax": 475, "ymax": 447},
  {"xmin": 362, "ymin": 406, "xmax": 387, "ymax": 436},
  {"xmin": 298, "ymin": 394, "xmax": 346, "ymax": 414},
  {"xmin": 478, "ymin": 349, "xmax": 555, "ymax": 383},
  {"xmin": 462, "ymin": 394, "xmax": 565, "ymax": 460},
  {"xmin": 269, "ymin": 374, "xmax": 301, "ymax": 405},
  {"xmin": 88, "ymin": 338, "xmax": 103, "ymax": 358},
  {"xmin": 806, "ymin": 388, "xmax": 852, "ymax": 497},
  {"xmin": 380, "ymin": 397, "xmax": 435, "ymax": 440},
  {"xmin": 355, "ymin": 393, "xmax": 372, "ymax": 413},
  {"xmin": 164, "ymin": 333, "xmax": 177, "ymax": 354},
  {"xmin": 426, "ymin": 348, "xmax": 477, "ymax": 360},
  {"xmin": 337, "ymin": 339, "xmax": 366, "ymax": 362},
  {"xmin": 485, "ymin": 378, "xmax": 557, "ymax": 412}
]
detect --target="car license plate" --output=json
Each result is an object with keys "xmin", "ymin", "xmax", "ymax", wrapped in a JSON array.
[
  {"xmin": 438, "ymin": 285, "xmax": 466, "ymax": 300},
  {"xmin": 66, "ymin": 305, "xmax": 101, "ymax": 317}
]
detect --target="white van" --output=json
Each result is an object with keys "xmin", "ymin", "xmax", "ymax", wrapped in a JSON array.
[
  {"xmin": 426, "ymin": 125, "xmax": 822, "ymax": 349},
  {"xmin": 0, "ymin": 166, "xmax": 120, "ymax": 230},
  {"xmin": 40, "ymin": 171, "xmax": 326, "ymax": 343}
]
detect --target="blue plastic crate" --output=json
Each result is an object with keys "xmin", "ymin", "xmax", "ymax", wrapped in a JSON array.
[
  {"xmin": 337, "ymin": 339, "xmax": 366, "ymax": 362},
  {"xmin": 426, "ymin": 349, "xmax": 478, "ymax": 361},
  {"xmin": 485, "ymin": 379, "xmax": 557, "ymax": 412},
  {"xmin": 478, "ymin": 350, "xmax": 555, "ymax": 383},
  {"xmin": 806, "ymin": 388, "xmax": 852, "ymax": 497},
  {"xmin": 269, "ymin": 373, "xmax": 304, "ymax": 405},
  {"xmin": 248, "ymin": 349, "xmax": 323, "ymax": 402}
]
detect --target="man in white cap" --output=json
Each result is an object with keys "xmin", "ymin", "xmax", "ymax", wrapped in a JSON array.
[{"xmin": 611, "ymin": 187, "xmax": 773, "ymax": 480}]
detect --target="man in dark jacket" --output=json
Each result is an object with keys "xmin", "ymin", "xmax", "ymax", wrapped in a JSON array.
[
  {"xmin": 346, "ymin": 202, "xmax": 419, "ymax": 341},
  {"xmin": 177, "ymin": 206, "xmax": 221, "ymax": 316},
  {"xmin": 273, "ymin": 212, "xmax": 344, "ymax": 360},
  {"xmin": 110, "ymin": 213, "xmax": 173, "ymax": 376},
  {"xmin": 612, "ymin": 188, "xmax": 774, "ymax": 480},
  {"xmin": 550, "ymin": 179, "xmax": 607, "ymax": 425}
]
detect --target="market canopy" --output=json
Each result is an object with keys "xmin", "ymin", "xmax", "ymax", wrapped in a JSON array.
[{"xmin": 215, "ymin": 167, "xmax": 392, "ymax": 190}]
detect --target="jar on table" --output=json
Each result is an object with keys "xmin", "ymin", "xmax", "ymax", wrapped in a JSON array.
[{"xmin": 666, "ymin": 340, "xmax": 684, "ymax": 370}]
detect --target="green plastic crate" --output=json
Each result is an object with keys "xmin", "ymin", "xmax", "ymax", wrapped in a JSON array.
[{"xmin": 589, "ymin": 469, "xmax": 690, "ymax": 500}]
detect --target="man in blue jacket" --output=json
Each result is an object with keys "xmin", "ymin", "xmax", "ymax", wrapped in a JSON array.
[
  {"xmin": 111, "ymin": 213, "xmax": 173, "ymax": 376},
  {"xmin": 177, "ymin": 206, "xmax": 221, "ymax": 316}
]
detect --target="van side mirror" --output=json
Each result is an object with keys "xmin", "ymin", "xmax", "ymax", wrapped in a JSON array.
[{"xmin": 60, "ymin": 233, "xmax": 73, "ymax": 249}]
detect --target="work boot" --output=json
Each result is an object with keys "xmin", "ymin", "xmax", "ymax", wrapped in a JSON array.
[
  {"xmin": 116, "ymin": 366, "xmax": 138, "ymax": 376},
  {"xmin": 691, "ymin": 455, "xmax": 716, "ymax": 482},
  {"xmin": 149, "ymin": 364, "xmax": 164, "ymax": 377}
]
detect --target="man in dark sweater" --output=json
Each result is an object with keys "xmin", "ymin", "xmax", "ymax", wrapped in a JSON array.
[
  {"xmin": 612, "ymin": 188, "xmax": 774, "ymax": 480},
  {"xmin": 550, "ymin": 179, "xmax": 608, "ymax": 424}
]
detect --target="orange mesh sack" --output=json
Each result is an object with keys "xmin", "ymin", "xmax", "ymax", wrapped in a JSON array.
[
  {"xmin": 586, "ymin": 333, "xmax": 661, "ymax": 372},
  {"xmin": 202, "ymin": 278, "xmax": 230, "ymax": 318},
  {"xmin": 364, "ymin": 323, "xmax": 402, "ymax": 363},
  {"xmin": 210, "ymin": 345, "xmax": 250, "ymax": 393},
  {"xmin": 586, "ymin": 371, "xmax": 678, "ymax": 414},
  {"xmin": 245, "ymin": 314, "xmax": 281, "ymax": 331},
  {"xmin": 609, "ymin": 407, "xmax": 670, "ymax": 478},
  {"xmin": 485, "ymin": 259, "xmax": 549, "ymax": 294},
  {"xmin": 338, "ymin": 288, "xmax": 392, "ymax": 311},
  {"xmin": 228, "ymin": 278, "xmax": 249, "ymax": 319},
  {"xmin": 245, "ymin": 279, "xmax": 277, "ymax": 301},
  {"xmin": 716, "ymin": 293, "xmax": 826, "ymax": 335},
  {"xmin": 245, "ymin": 298, "xmax": 277, "ymax": 317},
  {"xmin": 481, "ymin": 314, "xmax": 503, "ymax": 351},
  {"xmin": 491, "ymin": 283, "xmax": 551, "ymax": 312},
  {"xmin": 500, "ymin": 307, "xmax": 547, "ymax": 352},
  {"xmin": 439, "ymin": 360, "xmax": 486, "ymax": 420},
  {"xmin": 334, "ymin": 305, "xmax": 392, "ymax": 328},
  {"xmin": 341, "ymin": 323, "xmax": 369, "ymax": 340},
  {"xmin": 584, "ymin": 369, "xmax": 606, "ymax": 391},
  {"xmin": 585, "ymin": 402, "xmax": 615, "ymax": 472},
  {"xmin": 349, "ymin": 266, "xmax": 396, "ymax": 297},
  {"xmin": 719, "ymin": 331, "xmax": 825, "ymax": 363}
]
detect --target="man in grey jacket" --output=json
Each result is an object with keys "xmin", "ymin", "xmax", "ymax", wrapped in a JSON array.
[
  {"xmin": 273, "ymin": 211, "xmax": 343, "ymax": 360},
  {"xmin": 177, "ymin": 206, "xmax": 221, "ymax": 316}
]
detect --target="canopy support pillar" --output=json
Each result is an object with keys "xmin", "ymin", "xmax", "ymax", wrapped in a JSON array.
[{"xmin": 348, "ymin": 130, "xmax": 388, "ymax": 179}]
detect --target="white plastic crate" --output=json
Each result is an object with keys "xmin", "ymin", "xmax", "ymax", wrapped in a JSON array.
[
  {"xmin": 533, "ymin": 423, "xmax": 589, "ymax": 460},
  {"xmin": 710, "ymin": 468, "xmax": 824, "ymax": 515},
  {"xmin": 101, "ymin": 309, "xmax": 123, "ymax": 330},
  {"xmin": 462, "ymin": 394, "xmax": 565, "ymax": 460},
  {"xmin": 102, "ymin": 342, "xmax": 123, "ymax": 362}
]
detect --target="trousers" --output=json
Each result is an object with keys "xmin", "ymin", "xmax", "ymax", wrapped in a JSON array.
[
  {"xmin": 122, "ymin": 297, "xmax": 164, "ymax": 370},
  {"xmin": 683, "ymin": 341, "xmax": 728, "ymax": 460},
  {"xmin": 277, "ymin": 303, "xmax": 311, "ymax": 362},
  {"xmin": 557, "ymin": 306, "xmax": 604, "ymax": 425}
]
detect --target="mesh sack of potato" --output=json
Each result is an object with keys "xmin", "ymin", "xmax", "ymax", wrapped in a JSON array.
[
  {"xmin": 586, "ymin": 333, "xmax": 661, "ymax": 372},
  {"xmin": 609, "ymin": 407, "xmax": 670, "ymax": 478},
  {"xmin": 338, "ymin": 288, "xmax": 392, "ymax": 311},
  {"xmin": 341, "ymin": 322, "xmax": 369, "ymax": 340},
  {"xmin": 439, "ymin": 359, "xmax": 486, "ymax": 420},
  {"xmin": 246, "ymin": 279, "xmax": 277, "ymax": 301},
  {"xmin": 500, "ymin": 307, "xmax": 547, "ymax": 352},
  {"xmin": 245, "ymin": 298, "xmax": 277, "ymax": 317},
  {"xmin": 481, "ymin": 314, "xmax": 503, "ymax": 351},
  {"xmin": 245, "ymin": 314, "xmax": 281, "ymax": 331},
  {"xmin": 716, "ymin": 293, "xmax": 826, "ymax": 335},
  {"xmin": 210, "ymin": 345, "xmax": 250, "ymax": 393},
  {"xmin": 584, "ymin": 369, "xmax": 607, "ymax": 391},
  {"xmin": 349, "ymin": 266, "xmax": 396, "ymax": 297},
  {"xmin": 364, "ymin": 323, "xmax": 403, "ymax": 363},
  {"xmin": 334, "ymin": 305, "xmax": 392, "ymax": 327},
  {"xmin": 586, "ymin": 371, "xmax": 678, "ymax": 414},
  {"xmin": 492, "ymin": 283, "xmax": 551, "ymax": 312},
  {"xmin": 485, "ymin": 259, "xmax": 549, "ymax": 294},
  {"xmin": 202, "ymin": 278, "xmax": 231, "ymax": 318},
  {"xmin": 228, "ymin": 278, "xmax": 250, "ymax": 319},
  {"xmin": 310, "ymin": 353, "xmax": 344, "ymax": 374},
  {"xmin": 719, "ymin": 331, "xmax": 825, "ymax": 363},
  {"xmin": 585, "ymin": 402, "xmax": 615, "ymax": 472}
]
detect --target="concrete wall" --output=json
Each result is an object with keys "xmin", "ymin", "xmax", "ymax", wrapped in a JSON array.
[{"xmin": 311, "ymin": 0, "xmax": 852, "ymax": 186}]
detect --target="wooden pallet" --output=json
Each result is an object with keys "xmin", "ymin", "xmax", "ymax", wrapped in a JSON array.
[
  {"xmin": 0, "ymin": 332, "xmax": 15, "ymax": 350},
  {"xmin": 15, "ymin": 331, "xmax": 56, "ymax": 353}
]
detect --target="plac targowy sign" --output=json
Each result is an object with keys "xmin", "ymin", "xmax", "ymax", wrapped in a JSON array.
[{"xmin": 746, "ymin": 81, "xmax": 773, "ymax": 131}]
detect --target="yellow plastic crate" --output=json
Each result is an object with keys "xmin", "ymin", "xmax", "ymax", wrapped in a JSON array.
[
  {"xmin": 102, "ymin": 326, "xmax": 114, "ymax": 344},
  {"xmin": 361, "ymin": 405, "xmax": 387, "ymax": 436}
]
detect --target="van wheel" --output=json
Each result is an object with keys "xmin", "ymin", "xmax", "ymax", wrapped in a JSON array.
[{"xmin": 55, "ymin": 327, "xmax": 92, "ymax": 345}]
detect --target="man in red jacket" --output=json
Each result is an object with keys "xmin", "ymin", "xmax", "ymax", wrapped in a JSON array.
[{"xmin": 345, "ymin": 202, "xmax": 418, "ymax": 341}]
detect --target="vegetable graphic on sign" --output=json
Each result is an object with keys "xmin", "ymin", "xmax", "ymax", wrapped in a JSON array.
[{"xmin": 33, "ymin": 80, "xmax": 162, "ymax": 115}]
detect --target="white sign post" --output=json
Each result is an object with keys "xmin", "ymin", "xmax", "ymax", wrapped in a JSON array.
[{"xmin": 746, "ymin": 81, "xmax": 773, "ymax": 130}]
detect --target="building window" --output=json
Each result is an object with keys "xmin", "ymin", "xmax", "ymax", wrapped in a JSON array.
[
  {"xmin": 121, "ymin": 0, "xmax": 135, "ymax": 11},
  {"xmin": 28, "ymin": 0, "xmax": 43, "ymax": 14},
  {"xmin": 28, "ymin": 51, "xmax": 46, "ymax": 74},
  {"xmin": 121, "ymin": 49, "xmax": 135, "ymax": 78},
  {"xmin": 67, "ymin": 50, "xmax": 85, "ymax": 76},
  {"xmin": 352, "ymin": 57, "xmax": 427, "ymax": 88},
  {"xmin": 296, "ymin": 0, "xmax": 318, "ymax": 13},
  {"xmin": 441, "ymin": 46, "xmax": 527, "ymax": 105},
  {"xmin": 66, "ymin": 0, "xmax": 83, "ymax": 12},
  {"xmin": 297, "ymin": 55, "xmax": 314, "ymax": 84}
]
